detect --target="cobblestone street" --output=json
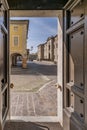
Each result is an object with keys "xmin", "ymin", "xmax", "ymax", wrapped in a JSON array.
[{"xmin": 10, "ymin": 61, "xmax": 57, "ymax": 116}]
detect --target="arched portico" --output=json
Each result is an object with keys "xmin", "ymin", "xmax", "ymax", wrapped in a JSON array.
[{"xmin": 11, "ymin": 53, "xmax": 23, "ymax": 66}]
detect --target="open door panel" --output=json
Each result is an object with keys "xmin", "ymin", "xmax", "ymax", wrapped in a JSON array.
[{"xmin": 0, "ymin": 1, "xmax": 9, "ymax": 130}]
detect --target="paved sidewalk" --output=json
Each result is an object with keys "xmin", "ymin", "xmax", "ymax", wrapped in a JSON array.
[
  {"xmin": 10, "ymin": 61, "xmax": 57, "ymax": 92},
  {"xmin": 11, "ymin": 80, "xmax": 57, "ymax": 116}
]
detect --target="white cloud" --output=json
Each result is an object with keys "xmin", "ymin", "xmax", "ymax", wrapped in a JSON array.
[{"xmin": 30, "ymin": 18, "xmax": 58, "ymax": 34}]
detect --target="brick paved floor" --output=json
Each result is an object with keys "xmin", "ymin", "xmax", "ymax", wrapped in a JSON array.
[
  {"xmin": 10, "ymin": 61, "xmax": 57, "ymax": 117},
  {"xmin": 10, "ymin": 80, "xmax": 57, "ymax": 116}
]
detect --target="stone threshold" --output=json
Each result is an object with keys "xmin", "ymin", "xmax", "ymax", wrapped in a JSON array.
[{"xmin": 10, "ymin": 116, "xmax": 59, "ymax": 122}]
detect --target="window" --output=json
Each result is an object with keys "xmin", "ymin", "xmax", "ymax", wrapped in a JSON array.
[
  {"xmin": 14, "ymin": 26, "xmax": 18, "ymax": 31},
  {"xmin": 56, "ymin": 43, "xmax": 58, "ymax": 48},
  {"xmin": 49, "ymin": 45, "xmax": 50, "ymax": 50},
  {"xmin": 14, "ymin": 36, "xmax": 18, "ymax": 46}
]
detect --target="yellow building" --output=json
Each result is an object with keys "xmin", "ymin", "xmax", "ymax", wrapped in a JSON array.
[{"xmin": 10, "ymin": 20, "xmax": 29, "ymax": 66}]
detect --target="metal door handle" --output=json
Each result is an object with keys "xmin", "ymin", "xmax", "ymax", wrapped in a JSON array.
[
  {"xmin": 55, "ymin": 83, "xmax": 62, "ymax": 91},
  {"xmin": 10, "ymin": 83, "xmax": 14, "ymax": 89}
]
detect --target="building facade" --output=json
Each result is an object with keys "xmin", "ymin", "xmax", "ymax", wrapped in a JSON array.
[
  {"xmin": 37, "ymin": 35, "xmax": 58, "ymax": 62},
  {"xmin": 44, "ymin": 42, "xmax": 47, "ymax": 60},
  {"xmin": 46, "ymin": 37, "xmax": 54, "ymax": 61},
  {"xmin": 10, "ymin": 20, "xmax": 29, "ymax": 66},
  {"xmin": 37, "ymin": 44, "xmax": 44, "ymax": 61},
  {"xmin": 54, "ymin": 35, "xmax": 58, "ymax": 63}
]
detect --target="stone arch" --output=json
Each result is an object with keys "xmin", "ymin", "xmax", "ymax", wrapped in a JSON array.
[{"xmin": 11, "ymin": 53, "xmax": 23, "ymax": 66}]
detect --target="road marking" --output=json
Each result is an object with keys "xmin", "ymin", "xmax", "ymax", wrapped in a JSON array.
[
  {"xmin": 38, "ymin": 80, "xmax": 56, "ymax": 92},
  {"xmin": 34, "ymin": 71, "xmax": 50, "ymax": 81}
]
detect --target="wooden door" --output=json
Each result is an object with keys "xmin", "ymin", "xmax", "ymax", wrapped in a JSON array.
[
  {"xmin": 63, "ymin": 0, "xmax": 87, "ymax": 130},
  {"xmin": 0, "ymin": 2, "xmax": 9, "ymax": 130}
]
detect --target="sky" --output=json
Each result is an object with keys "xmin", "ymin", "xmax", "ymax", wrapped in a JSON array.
[{"xmin": 11, "ymin": 17, "xmax": 58, "ymax": 53}]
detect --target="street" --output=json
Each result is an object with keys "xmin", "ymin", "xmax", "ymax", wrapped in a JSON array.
[
  {"xmin": 11, "ymin": 61, "xmax": 57, "ymax": 92},
  {"xmin": 10, "ymin": 61, "xmax": 57, "ymax": 116}
]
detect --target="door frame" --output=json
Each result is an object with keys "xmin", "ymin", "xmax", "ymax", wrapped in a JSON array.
[{"xmin": 9, "ymin": 10, "xmax": 64, "ymax": 124}]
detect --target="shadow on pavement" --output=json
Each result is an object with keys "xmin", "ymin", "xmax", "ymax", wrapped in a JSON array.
[
  {"xmin": 4, "ymin": 121, "xmax": 49, "ymax": 130},
  {"xmin": 4, "ymin": 121, "xmax": 62, "ymax": 130},
  {"xmin": 11, "ymin": 61, "xmax": 57, "ymax": 76}
]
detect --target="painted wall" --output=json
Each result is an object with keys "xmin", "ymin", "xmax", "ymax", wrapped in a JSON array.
[{"xmin": 10, "ymin": 21, "xmax": 28, "ymax": 57}]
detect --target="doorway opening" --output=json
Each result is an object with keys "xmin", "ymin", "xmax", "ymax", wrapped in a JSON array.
[{"xmin": 9, "ymin": 16, "xmax": 58, "ymax": 121}]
